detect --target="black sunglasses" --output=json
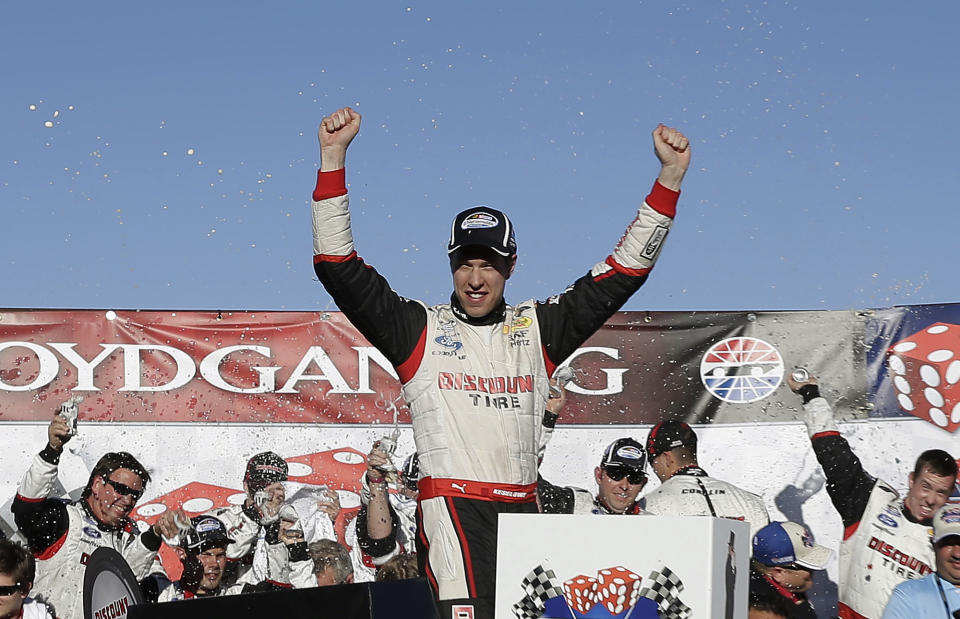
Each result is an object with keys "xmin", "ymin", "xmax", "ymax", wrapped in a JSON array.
[
  {"xmin": 603, "ymin": 466, "xmax": 646, "ymax": 485},
  {"xmin": 104, "ymin": 477, "xmax": 144, "ymax": 501},
  {"xmin": 0, "ymin": 583, "xmax": 24, "ymax": 596}
]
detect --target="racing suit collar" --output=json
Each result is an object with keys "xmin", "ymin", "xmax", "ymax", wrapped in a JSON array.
[
  {"xmin": 593, "ymin": 496, "xmax": 640, "ymax": 515},
  {"xmin": 450, "ymin": 293, "xmax": 507, "ymax": 326},
  {"xmin": 671, "ymin": 464, "xmax": 708, "ymax": 478}
]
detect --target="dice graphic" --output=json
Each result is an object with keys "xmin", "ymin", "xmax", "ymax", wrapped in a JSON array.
[
  {"xmin": 562, "ymin": 575, "xmax": 599, "ymax": 615},
  {"xmin": 595, "ymin": 566, "xmax": 642, "ymax": 615},
  {"xmin": 888, "ymin": 322, "xmax": 960, "ymax": 432}
]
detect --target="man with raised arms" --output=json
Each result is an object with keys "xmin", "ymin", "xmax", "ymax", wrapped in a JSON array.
[{"xmin": 310, "ymin": 106, "xmax": 690, "ymax": 618}]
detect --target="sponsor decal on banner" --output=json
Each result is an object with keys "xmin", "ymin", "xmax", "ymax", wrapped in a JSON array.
[{"xmin": 700, "ymin": 337, "xmax": 784, "ymax": 403}]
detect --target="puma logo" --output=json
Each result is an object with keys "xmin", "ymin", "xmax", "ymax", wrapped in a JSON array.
[{"xmin": 451, "ymin": 482, "xmax": 467, "ymax": 493}]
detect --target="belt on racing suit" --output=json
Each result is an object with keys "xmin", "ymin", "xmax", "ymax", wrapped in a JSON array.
[{"xmin": 418, "ymin": 477, "xmax": 537, "ymax": 503}]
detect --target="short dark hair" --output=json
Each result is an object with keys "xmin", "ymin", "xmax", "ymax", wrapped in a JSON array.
[
  {"xmin": 307, "ymin": 539, "xmax": 353, "ymax": 584},
  {"xmin": 375, "ymin": 552, "xmax": 420, "ymax": 582},
  {"xmin": 0, "ymin": 540, "xmax": 35, "ymax": 591},
  {"xmin": 81, "ymin": 452, "xmax": 151, "ymax": 500},
  {"xmin": 914, "ymin": 450, "xmax": 958, "ymax": 479}
]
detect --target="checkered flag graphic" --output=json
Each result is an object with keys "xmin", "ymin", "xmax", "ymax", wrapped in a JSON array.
[
  {"xmin": 662, "ymin": 599, "xmax": 692, "ymax": 619},
  {"xmin": 511, "ymin": 596, "xmax": 541, "ymax": 619},
  {"xmin": 638, "ymin": 566, "xmax": 691, "ymax": 619},
  {"xmin": 512, "ymin": 564, "xmax": 565, "ymax": 619}
]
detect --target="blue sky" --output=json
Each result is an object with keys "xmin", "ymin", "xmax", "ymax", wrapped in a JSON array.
[{"xmin": 3, "ymin": 2, "xmax": 957, "ymax": 313}]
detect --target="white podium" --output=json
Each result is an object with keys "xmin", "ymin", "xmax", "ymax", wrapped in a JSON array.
[{"xmin": 495, "ymin": 515, "xmax": 749, "ymax": 619}]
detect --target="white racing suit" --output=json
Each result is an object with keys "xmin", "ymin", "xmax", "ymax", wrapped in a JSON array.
[
  {"xmin": 12, "ymin": 448, "xmax": 161, "ymax": 619},
  {"xmin": 802, "ymin": 395, "xmax": 935, "ymax": 619},
  {"xmin": 642, "ymin": 465, "xmax": 771, "ymax": 540},
  {"xmin": 311, "ymin": 166, "xmax": 680, "ymax": 618}
]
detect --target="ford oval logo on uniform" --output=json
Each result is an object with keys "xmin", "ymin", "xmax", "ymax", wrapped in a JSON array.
[
  {"xmin": 877, "ymin": 513, "xmax": 898, "ymax": 528},
  {"xmin": 82, "ymin": 526, "xmax": 102, "ymax": 539},
  {"xmin": 435, "ymin": 335, "xmax": 462, "ymax": 352}
]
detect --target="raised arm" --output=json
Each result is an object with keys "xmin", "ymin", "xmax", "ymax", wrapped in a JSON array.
[
  {"xmin": 536, "ymin": 124, "xmax": 690, "ymax": 370},
  {"xmin": 12, "ymin": 413, "xmax": 73, "ymax": 554},
  {"xmin": 311, "ymin": 107, "xmax": 427, "ymax": 372},
  {"xmin": 787, "ymin": 373, "xmax": 878, "ymax": 529}
]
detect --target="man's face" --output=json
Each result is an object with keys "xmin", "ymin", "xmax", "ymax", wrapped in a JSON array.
[
  {"xmin": 194, "ymin": 548, "xmax": 228, "ymax": 593},
  {"xmin": 771, "ymin": 565, "xmax": 814, "ymax": 593},
  {"xmin": 0, "ymin": 573, "xmax": 27, "ymax": 619},
  {"xmin": 594, "ymin": 465, "xmax": 646, "ymax": 513},
  {"xmin": 315, "ymin": 566, "xmax": 339, "ymax": 587},
  {"xmin": 87, "ymin": 468, "xmax": 144, "ymax": 526},
  {"xmin": 905, "ymin": 467, "xmax": 954, "ymax": 522},
  {"xmin": 935, "ymin": 536, "xmax": 960, "ymax": 586},
  {"xmin": 451, "ymin": 247, "xmax": 514, "ymax": 318}
]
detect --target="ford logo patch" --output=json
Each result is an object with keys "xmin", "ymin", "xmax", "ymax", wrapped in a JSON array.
[
  {"xmin": 82, "ymin": 526, "xmax": 102, "ymax": 539},
  {"xmin": 877, "ymin": 513, "xmax": 898, "ymax": 528}
]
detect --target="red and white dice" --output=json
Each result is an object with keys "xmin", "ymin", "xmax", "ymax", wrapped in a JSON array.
[{"xmin": 888, "ymin": 322, "xmax": 960, "ymax": 432}]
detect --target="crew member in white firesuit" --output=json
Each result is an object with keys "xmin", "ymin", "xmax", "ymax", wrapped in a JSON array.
[
  {"xmin": 11, "ymin": 411, "xmax": 180, "ymax": 619},
  {"xmin": 157, "ymin": 515, "xmax": 310, "ymax": 602},
  {"xmin": 311, "ymin": 106, "xmax": 690, "ymax": 618},
  {"xmin": 0, "ymin": 539, "xmax": 53, "ymax": 619},
  {"xmin": 642, "ymin": 419, "xmax": 771, "ymax": 539},
  {"xmin": 537, "ymin": 437, "xmax": 650, "ymax": 515},
  {"xmin": 205, "ymin": 451, "xmax": 289, "ymax": 586},
  {"xmin": 787, "ymin": 372, "xmax": 957, "ymax": 619}
]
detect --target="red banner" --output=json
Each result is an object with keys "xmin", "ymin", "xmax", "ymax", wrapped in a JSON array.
[{"xmin": 0, "ymin": 306, "xmax": 867, "ymax": 425}]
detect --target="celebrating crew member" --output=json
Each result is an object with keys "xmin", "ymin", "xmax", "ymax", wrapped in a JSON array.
[
  {"xmin": 0, "ymin": 539, "xmax": 52, "ymax": 619},
  {"xmin": 642, "ymin": 420, "xmax": 770, "ymax": 538},
  {"xmin": 206, "ymin": 451, "xmax": 288, "ymax": 586},
  {"xmin": 311, "ymin": 107, "xmax": 690, "ymax": 618},
  {"xmin": 787, "ymin": 372, "xmax": 957, "ymax": 619},
  {"xmin": 158, "ymin": 515, "xmax": 310, "ymax": 601},
  {"xmin": 11, "ymin": 408, "xmax": 178, "ymax": 619},
  {"xmin": 750, "ymin": 521, "xmax": 832, "ymax": 619},
  {"xmin": 538, "ymin": 438, "xmax": 650, "ymax": 515}
]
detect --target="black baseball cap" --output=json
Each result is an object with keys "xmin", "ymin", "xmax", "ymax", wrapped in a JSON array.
[
  {"xmin": 183, "ymin": 515, "xmax": 235, "ymax": 552},
  {"xmin": 599, "ymin": 438, "xmax": 647, "ymax": 471},
  {"xmin": 645, "ymin": 420, "xmax": 698, "ymax": 460},
  {"xmin": 447, "ymin": 206, "xmax": 517, "ymax": 257},
  {"xmin": 244, "ymin": 452, "xmax": 288, "ymax": 489}
]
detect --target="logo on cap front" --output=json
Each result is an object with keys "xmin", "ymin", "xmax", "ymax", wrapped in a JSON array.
[
  {"xmin": 461, "ymin": 212, "xmax": 499, "ymax": 229},
  {"xmin": 941, "ymin": 507, "xmax": 960, "ymax": 523},
  {"xmin": 195, "ymin": 518, "xmax": 222, "ymax": 533},
  {"xmin": 616, "ymin": 446, "xmax": 643, "ymax": 460}
]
